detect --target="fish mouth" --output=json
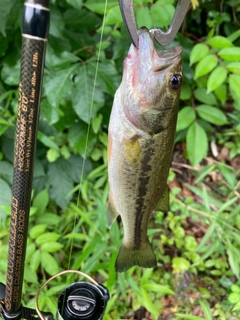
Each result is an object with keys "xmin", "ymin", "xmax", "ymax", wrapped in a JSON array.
[{"xmin": 137, "ymin": 27, "xmax": 182, "ymax": 72}]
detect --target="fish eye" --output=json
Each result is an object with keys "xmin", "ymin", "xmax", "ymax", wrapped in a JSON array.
[{"xmin": 170, "ymin": 74, "xmax": 182, "ymax": 90}]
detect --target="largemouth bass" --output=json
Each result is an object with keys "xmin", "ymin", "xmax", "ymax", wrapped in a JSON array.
[{"xmin": 107, "ymin": 27, "xmax": 182, "ymax": 272}]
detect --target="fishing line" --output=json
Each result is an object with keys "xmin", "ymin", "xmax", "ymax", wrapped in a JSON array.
[
  {"xmin": 66, "ymin": 0, "xmax": 109, "ymax": 273},
  {"xmin": 48, "ymin": 5, "xmax": 110, "ymax": 319}
]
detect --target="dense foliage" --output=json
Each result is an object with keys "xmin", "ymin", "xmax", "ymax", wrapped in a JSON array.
[{"xmin": 0, "ymin": 0, "xmax": 240, "ymax": 318}]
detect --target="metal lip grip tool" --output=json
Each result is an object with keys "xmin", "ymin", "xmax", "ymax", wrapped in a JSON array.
[{"xmin": 119, "ymin": 0, "xmax": 191, "ymax": 47}]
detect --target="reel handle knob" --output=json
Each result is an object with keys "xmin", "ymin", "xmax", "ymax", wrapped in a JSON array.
[{"xmin": 57, "ymin": 282, "xmax": 109, "ymax": 320}]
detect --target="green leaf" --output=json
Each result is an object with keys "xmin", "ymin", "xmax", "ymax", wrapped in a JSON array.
[
  {"xmin": 30, "ymin": 249, "xmax": 41, "ymax": 272},
  {"xmin": 186, "ymin": 184, "xmax": 223, "ymax": 210},
  {"xmin": 0, "ymin": 178, "xmax": 11, "ymax": 221},
  {"xmin": 104, "ymin": 6, "xmax": 122, "ymax": 25},
  {"xmin": 176, "ymin": 106, "xmax": 195, "ymax": 131},
  {"xmin": 180, "ymin": 83, "xmax": 191, "ymax": 100},
  {"xmin": 33, "ymin": 189, "xmax": 49, "ymax": 216},
  {"xmin": 46, "ymin": 47, "xmax": 79, "ymax": 69},
  {"xmin": 25, "ymin": 243, "xmax": 36, "ymax": 261},
  {"xmin": 0, "ymin": 125, "xmax": 8, "ymax": 137},
  {"xmin": 38, "ymin": 132, "xmax": 59, "ymax": 150},
  {"xmin": 88, "ymin": 60, "xmax": 120, "ymax": 96},
  {"xmin": 141, "ymin": 268, "xmax": 153, "ymax": 285},
  {"xmin": 41, "ymin": 252, "xmax": 59, "ymax": 276},
  {"xmin": 36, "ymin": 232, "xmax": 61, "ymax": 246},
  {"xmin": 43, "ymin": 297, "xmax": 58, "ymax": 317},
  {"xmin": 176, "ymin": 314, "xmax": 205, "ymax": 320},
  {"xmin": 73, "ymin": 236, "xmax": 101, "ymax": 269},
  {"xmin": 36, "ymin": 213, "xmax": 61, "ymax": 226},
  {"xmin": 231, "ymin": 284, "xmax": 240, "ymax": 293},
  {"xmin": 172, "ymin": 257, "xmax": 190, "ymax": 274},
  {"xmin": 229, "ymin": 74, "xmax": 240, "ymax": 99},
  {"xmin": 60, "ymin": 145, "xmax": 71, "ymax": 159},
  {"xmin": 226, "ymin": 62, "xmax": 240, "ymax": 73},
  {"xmin": 227, "ymin": 242, "xmax": 240, "ymax": 278},
  {"xmin": 91, "ymin": 114, "xmax": 103, "ymax": 134},
  {"xmin": 66, "ymin": 0, "xmax": 83, "ymax": 9},
  {"xmin": 72, "ymin": 66, "xmax": 105, "ymax": 123},
  {"xmin": 0, "ymin": 0, "xmax": 15, "ymax": 36},
  {"xmin": 91, "ymin": 148, "xmax": 103, "ymax": 161},
  {"xmin": 207, "ymin": 66, "xmax": 227, "ymax": 93},
  {"xmin": 186, "ymin": 122, "xmax": 208, "ymax": 166},
  {"xmin": 151, "ymin": 3, "xmax": 175, "ymax": 29},
  {"xmin": 218, "ymin": 47, "xmax": 240, "ymax": 61},
  {"xmin": 1, "ymin": 60, "xmax": 20, "ymax": 86},
  {"xmin": 46, "ymin": 284, "xmax": 68, "ymax": 297},
  {"xmin": 68, "ymin": 155, "xmax": 92, "ymax": 182},
  {"xmin": 142, "ymin": 283, "xmax": 175, "ymax": 295},
  {"xmin": 64, "ymin": 8, "xmax": 101, "ymax": 32},
  {"xmin": 228, "ymin": 293, "xmax": 240, "ymax": 304},
  {"xmin": 70, "ymin": 203, "xmax": 102, "ymax": 236},
  {"xmin": 196, "ymin": 105, "xmax": 228, "ymax": 125},
  {"xmin": 136, "ymin": 7, "xmax": 152, "ymax": 30},
  {"xmin": 44, "ymin": 65, "xmax": 77, "ymax": 107},
  {"xmin": 184, "ymin": 235, "xmax": 198, "ymax": 251},
  {"xmin": 196, "ymin": 223, "xmax": 215, "ymax": 255},
  {"xmin": 233, "ymin": 301, "xmax": 240, "ymax": 312},
  {"xmin": 24, "ymin": 265, "xmax": 38, "ymax": 284},
  {"xmin": 215, "ymin": 84, "xmax": 227, "ymax": 103},
  {"xmin": 47, "ymin": 158, "xmax": 75, "ymax": 208},
  {"xmin": 207, "ymin": 36, "xmax": 233, "ymax": 49},
  {"xmin": 228, "ymin": 29, "xmax": 240, "ymax": 43},
  {"xmin": 64, "ymin": 233, "xmax": 89, "ymax": 240},
  {"xmin": 194, "ymin": 88, "xmax": 217, "ymax": 105},
  {"xmin": 190, "ymin": 44, "xmax": 209, "ymax": 66},
  {"xmin": 47, "ymin": 149, "xmax": 60, "ymax": 163},
  {"xmin": 194, "ymin": 54, "xmax": 218, "ymax": 79},
  {"xmin": 0, "ymin": 161, "xmax": 13, "ymax": 185},
  {"xmin": 140, "ymin": 287, "xmax": 159, "ymax": 319},
  {"xmin": 68, "ymin": 123, "xmax": 96, "ymax": 156},
  {"xmin": 41, "ymin": 242, "xmax": 64, "ymax": 253},
  {"xmin": 84, "ymin": 0, "xmax": 117, "ymax": 14},
  {"xmin": 199, "ymin": 300, "xmax": 213, "ymax": 320},
  {"xmin": 41, "ymin": 98, "xmax": 59, "ymax": 125},
  {"xmin": 29, "ymin": 224, "xmax": 47, "ymax": 239}
]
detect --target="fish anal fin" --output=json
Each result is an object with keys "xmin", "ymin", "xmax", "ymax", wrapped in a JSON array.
[
  {"xmin": 115, "ymin": 240, "xmax": 157, "ymax": 272},
  {"xmin": 107, "ymin": 198, "xmax": 119, "ymax": 228},
  {"xmin": 155, "ymin": 187, "xmax": 169, "ymax": 213}
]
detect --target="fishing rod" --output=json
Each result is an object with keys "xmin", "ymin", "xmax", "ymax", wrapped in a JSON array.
[
  {"xmin": 0, "ymin": 1, "xmax": 109, "ymax": 319},
  {"xmin": 0, "ymin": 0, "xmax": 51, "ymax": 318}
]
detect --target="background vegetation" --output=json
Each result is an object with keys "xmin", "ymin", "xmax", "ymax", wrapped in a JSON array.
[{"xmin": 0, "ymin": 0, "xmax": 240, "ymax": 318}]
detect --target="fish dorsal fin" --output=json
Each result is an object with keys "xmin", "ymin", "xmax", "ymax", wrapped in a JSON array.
[
  {"xmin": 106, "ymin": 198, "xmax": 119, "ymax": 227},
  {"xmin": 155, "ymin": 187, "xmax": 169, "ymax": 213}
]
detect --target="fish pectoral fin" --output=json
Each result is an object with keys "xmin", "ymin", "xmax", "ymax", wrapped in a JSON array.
[
  {"xmin": 123, "ymin": 138, "xmax": 141, "ymax": 168},
  {"xmin": 155, "ymin": 187, "xmax": 169, "ymax": 213},
  {"xmin": 106, "ymin": 199, "xmax": 119, "ymax": 228},
  {"xmin": 115, "ymin": 241, "xmax": 157, "ymax": 272}
]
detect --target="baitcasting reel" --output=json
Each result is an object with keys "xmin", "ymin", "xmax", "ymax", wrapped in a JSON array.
[{"xmin": 0, "ymin": 271, "xmax": 109, "ymax": 320}]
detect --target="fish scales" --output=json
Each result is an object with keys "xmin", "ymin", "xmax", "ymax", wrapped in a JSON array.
[{"xmin": 107, "ymin": 27, "xmax": 183, "ymax": 272}]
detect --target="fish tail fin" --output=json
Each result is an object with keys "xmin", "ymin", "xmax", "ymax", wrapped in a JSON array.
[{"xmin": 115, "ymin": 241, "xmax": 157, "ymax": 272}]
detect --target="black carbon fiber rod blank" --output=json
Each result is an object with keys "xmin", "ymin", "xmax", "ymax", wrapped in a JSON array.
[{"xmin": 3, "ymin": 0, "xmax": 50, "ymax": 317}]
